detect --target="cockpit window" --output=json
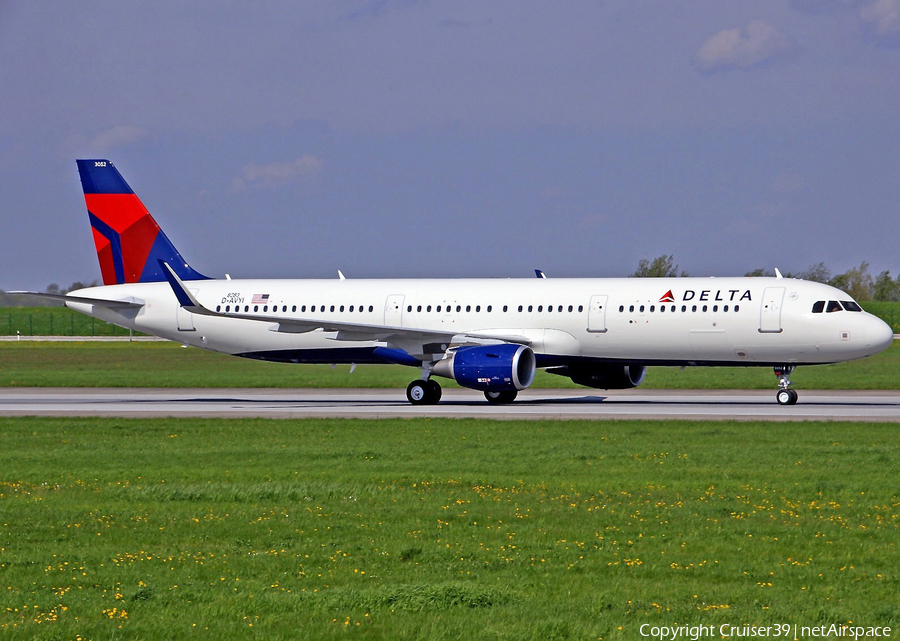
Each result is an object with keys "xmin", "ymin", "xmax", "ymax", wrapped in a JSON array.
[
  {"xmin": 826, "ymin": 300, "xmax": 842, "ymax": 313},
  {"xmin": 841, "ymin": 301, "xmax": 863, "ymax": 312},
  {"xmin": 812, "ymin": 301, "xmax": 825, "ymax": 314}
]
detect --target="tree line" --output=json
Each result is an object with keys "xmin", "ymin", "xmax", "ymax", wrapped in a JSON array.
[{"xmin": 631, "ymin": 255, "xmax": 899, "ymax": 302}]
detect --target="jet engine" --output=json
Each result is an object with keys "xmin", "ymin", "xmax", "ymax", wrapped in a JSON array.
[
  {"xmin": 546, "ymin": 363, "xmax": 647, "ymax": 389},
  {"xmin": 432, "ymin": 344, "xmax": 536, "ymax": 392}
]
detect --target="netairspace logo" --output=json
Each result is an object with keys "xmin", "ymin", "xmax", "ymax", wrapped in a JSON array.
[{"xmin": 639, "ymin": 623, "xmax": 892, "ymax": 641}]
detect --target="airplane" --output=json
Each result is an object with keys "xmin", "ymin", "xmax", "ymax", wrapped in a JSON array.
[{"xmin": 13, "ymin": 159, "xmax": 895, "ymax": 406}]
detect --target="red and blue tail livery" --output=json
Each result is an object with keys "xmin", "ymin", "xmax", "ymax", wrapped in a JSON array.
[{"xmin": 77, "ymin": 159, "xmax": 207, "ymax": 285}]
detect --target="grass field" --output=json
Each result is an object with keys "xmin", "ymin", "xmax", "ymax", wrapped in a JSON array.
[
  {"xmin": 0, "ymin": 417, "xmax": 896, "ymax": 639},
  {"xmin": 0, "ymin": 307, "xmax": 139, "ymax": 337},
  {"xmin": 1, "ymin": 341, "xmax": 898, "ymax": 390}
]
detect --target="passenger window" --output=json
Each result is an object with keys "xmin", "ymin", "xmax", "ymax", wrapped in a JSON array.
[
  {"xmin": 518, "ymin": 305, "xmax": 523, "ymax": 312},
  {"xmin": 417, "ymin": 305, "xmax": 422, "ymax": 312},
  {"xmin": 476, "ymin": 305, "xmax": 481, "ymax": 312},
  {"xmin": 528, "ymin": 305, "xmax": 533, "ymax": 312},
  {"xmin": 578, "ymin": 305, "xmax": 584, "ymax": 312},
  {"xmin": 406, "ymin": 305, "xmax": 411, "ymax": 312},
  {"xmin": 467, "ymin": 305, "xmax": 472, "ymax": 312},
  {"xmin": 692, "ymin": 305, "xmax": 697, "ymax": 312},
  {"xmin": 826, "ymin": 300, "xmax": 842, "ymax": 313},
  {"xmin": 254, "ymin": 305, "xmax": 259, "ymax": 312},
  {"xmin": 292, "ymin": 305, "xmax": 297, "ymax": 312},
  {"xmin": 671, "ymin": 305, "xmax": 676, "ymax": 312},
  {"xmin": 712, "ymin": 305, "xmax": 718, "ymax": 312},
  {"xmin": 629, "ymin": 305, "xmax": 634, "ymax": 312},
  {"xmin": 427, "ymin": 305, "xmax": 432, "ymax": 312},
  {"xmin": 639, "ymin": 305, "xmax": 645, "ymax": 312},
  {"xmin": 538, "ymin": 305, "xmax": 543, "ymax": 312},
  {"xmin": 619, "ymin": 305, "xmax": 624, "ymax": 312},
  {"xmin": 503, "ymin": 305, "xmax": 508, "ymax": 312},
  {"xmin": 368, "ymin": 305, "xmax": 374, "ymax": 312},
  {"xmin": 568, "ymin": 305, "xmax": 573, "ymax": 312},
  {"xmin": 456, "ymin": 305, "xmax": 461, "ymax": 312},
  {"xmin": 723, "ymin": 305, "xmax": 729, "ymax": 312},
  {"xmin": 842, "ymin": 301, "xmax": 863, "ymax": 312},
  {"xmin": 734, "ymin": 305, "xmax": 740, "ymax": 312},
  {"xmin": 244, "ymin": 305, "xmax": 249, "ymax": 312},
  {"xmin": 702, "ymin": 305, "xmax": 708, "ymax": 312},
  {"xmin": 681, "ymin": 305, "xmax": 686, "ymax": 312},
  {"xmin": 487, "ymin": 305, "xmax": 492, "ymax": 312},
  {"xmin": 320, "ymin": 305, "xmax": 325, "ymax": 312}
]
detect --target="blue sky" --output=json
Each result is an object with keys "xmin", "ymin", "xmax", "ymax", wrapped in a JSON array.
[{"xmin": 2, "ymin": 1, "xmax": 898, "ymax": 290}]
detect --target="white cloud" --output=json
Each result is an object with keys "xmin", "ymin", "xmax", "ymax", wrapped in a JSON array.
[
  {"xmin": 860, "ymin": 0, "xmax": 900, "ymax": 36},
  {"xmin": 233, "ymin": 154, "xmax": 324, "ymax": 191},
  {"xmin": 90, "ymin": 124, "xmax": 147, "ymax": 149},
  {"xmin": 694, "ymin": 21, "xmax": 798, "ymax": 73}
]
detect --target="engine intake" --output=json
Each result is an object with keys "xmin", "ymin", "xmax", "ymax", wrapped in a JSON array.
[
  {"xmin": 546, "ymin": 363, "xmax": 647, "ymax": 389},
  {"xmin": 432, "ymin": 344, "xmax": 536, "ymax": 392}
]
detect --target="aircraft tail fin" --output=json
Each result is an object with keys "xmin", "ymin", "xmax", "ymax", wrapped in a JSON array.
[{"xmin": 76, "ymin": 159, "xmax": 209, "ymax": 285}]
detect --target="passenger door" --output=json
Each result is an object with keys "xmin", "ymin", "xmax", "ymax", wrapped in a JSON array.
[
  {"xmin": 759, "ymin": 287, "xmax": 785, "ymax": 333},
  {"xmin": 587, "ymin": 295, "xmax": 608, "ymax": 333}
]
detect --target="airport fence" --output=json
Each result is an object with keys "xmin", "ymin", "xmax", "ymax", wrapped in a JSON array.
[{"xmin": 1, "ymin": 307, "xmax": 144, "ymax": 337}]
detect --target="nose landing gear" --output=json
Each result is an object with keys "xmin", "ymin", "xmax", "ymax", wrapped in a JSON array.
[{"xmin": 774, "ymin": 366, "xmax": 798, "ymax": 405}]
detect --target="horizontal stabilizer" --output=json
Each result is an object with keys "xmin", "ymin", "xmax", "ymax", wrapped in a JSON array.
[{"xmin": 7, "ymin": 291, "xmax": 144, "ymax": 309}]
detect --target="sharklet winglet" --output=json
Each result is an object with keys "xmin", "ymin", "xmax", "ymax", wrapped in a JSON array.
[{"xmin": 159, "ymin": 260, "xmax": 215, "ymax": 314}]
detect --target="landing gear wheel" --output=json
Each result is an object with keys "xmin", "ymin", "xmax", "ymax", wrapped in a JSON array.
[
  {"xmin": 407, "ymin": 379, "xmax": 442, "ymax": 405},
  {"xmin": 774, "ymin": 365, "xmax": 798, "ymax": 406},
  {"xmin": 407, "ymin": 380, "xmax": 429, "ymax": 405},
  {"xmin": 426, "ymin": 380, "xmax": 442, "ymax": 404},
  {"xmin": 484, "ymin": 390, "xmax": 518, "ymax": 404},
  {"xmin": 776, "ymin": 389, "xmax": 799, "ymax": 405}
]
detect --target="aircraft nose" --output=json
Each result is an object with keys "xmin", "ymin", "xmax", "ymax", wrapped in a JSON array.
[{"xmin": 867, "ymin": 316, "xmax": 894, "ymax": 354}]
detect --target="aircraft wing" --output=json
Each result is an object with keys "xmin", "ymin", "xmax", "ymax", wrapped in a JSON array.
[
  {"xmin": 7, "ymin": 291, "xmax": 144, "ymax": 310},
  {"xmin": 159, "ymin": 262, "xmax": 530, "ymax": 357}
]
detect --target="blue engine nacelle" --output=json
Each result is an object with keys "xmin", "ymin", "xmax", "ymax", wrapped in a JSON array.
[{"xmin": 432, "ymin": 344, "xmax": 536, "ymax": 392}]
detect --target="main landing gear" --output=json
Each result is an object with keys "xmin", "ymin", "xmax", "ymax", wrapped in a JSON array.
[
  {"xmin": 405, "ymin": 380, "xmax": 519, "ymax": 405},
  {"xmin": 484, "ymin": 390, "xmax": 518, "ymax": 404},
  {"xmin": 406, "ymin": 379, "xmax": 442, "ymax": 405},
  {"xmin": 774, "ymin": 365, "xmax": 799, "ymax": 405}
]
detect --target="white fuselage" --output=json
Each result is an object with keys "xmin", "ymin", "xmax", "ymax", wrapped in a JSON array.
[{"xmin": 68, "ymin": 276, "xmax": 893, "ymax": 369}]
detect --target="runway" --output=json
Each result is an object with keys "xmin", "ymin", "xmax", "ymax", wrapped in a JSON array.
[{"xmin": 1, "ymin": 388, "xmax": 899, "ymax": 421}]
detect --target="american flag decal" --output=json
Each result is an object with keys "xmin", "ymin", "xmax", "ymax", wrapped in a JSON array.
[{"xmin": 251, "ymin": 293, "xmax": 270, "ymax": 304}]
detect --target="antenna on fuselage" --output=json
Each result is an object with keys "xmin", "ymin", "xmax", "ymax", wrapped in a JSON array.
[
  {"xmin": 535, "ymin": 270, "xmax": 546, "ymax": 279},
  {"xmin": 774, "ymin": 268, "xmax": 783, "ymax": 279}
]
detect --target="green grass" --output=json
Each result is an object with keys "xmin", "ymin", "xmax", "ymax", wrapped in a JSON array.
[
  {"xmin": 0, "ymin": 417, "xmax": 897, "ymax": 639},
  {"xmin": 862, "ymin": 302, "xmax": 900, "ymax": 332},
  {"xmin": 1, "ymin": 341, "xmax": 898, "ymax": 389},
  {"xmin": 0, "ymin": 307, "xmax": 141, "ymax": 337}
]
